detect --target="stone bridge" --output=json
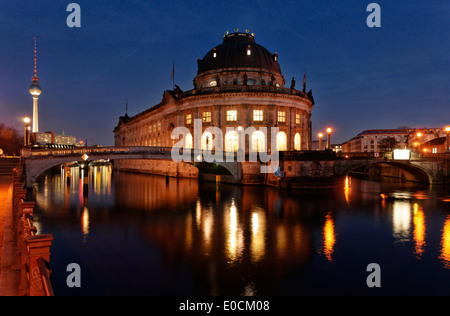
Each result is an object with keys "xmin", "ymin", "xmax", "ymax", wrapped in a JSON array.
[
  {"xmin": 21, "ymin": 146, "xmax": 243, "ymax": 188},
  {"xmin": 334, "ymin": 153, "xmax": 450, "ymax": 184},
  {"xmin": 21, "ymin": 147, "xmax": 450, "ymax": 188}
]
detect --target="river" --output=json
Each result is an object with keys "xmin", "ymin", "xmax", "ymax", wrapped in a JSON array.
[{"xmin": 30, "ymin": 165, "xmax": 450, "ymax": 295}]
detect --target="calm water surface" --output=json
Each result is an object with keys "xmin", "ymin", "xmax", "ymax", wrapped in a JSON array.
[{"xmin": 31, "ymin": 165, "xmax": 450, "ymax": 295}]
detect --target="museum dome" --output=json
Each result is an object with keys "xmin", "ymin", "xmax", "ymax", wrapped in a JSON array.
[{"xmin": 197, "ymin": 31, "xmax": 282, "ymax": 76}]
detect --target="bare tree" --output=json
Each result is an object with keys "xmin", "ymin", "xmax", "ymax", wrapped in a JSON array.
[
  {"xmin": 379, "ymin": 136, "xmax": 397, "ymax": 152},
  {"xmin": 0, "ymin": 123, "xmax": 23, "ymax": 156}
]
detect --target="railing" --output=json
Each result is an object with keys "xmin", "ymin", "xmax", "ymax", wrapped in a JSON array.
[
  {"xmin": 336, "ymin": 152, "xmax": 383, "ymax": 160},
  {"xmin": 12, "ymin": 167, "xmax": 54, "ymax": 296},
  {"xmin": 22, "ymin": 147, "xmax": 448, "ymax": 164}
]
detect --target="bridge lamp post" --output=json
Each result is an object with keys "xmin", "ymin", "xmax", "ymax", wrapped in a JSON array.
[
  {"xmin": 326, "ymin": 128, "xmax": 332, "ymax": 150},
  {"xmin": 416, "ymin": 132, "xmax": 422, "ymax": 150},
  {"xmin": 318, "ymin": 133, "xmax": 323, "ymax": 151},
  {"xmin": 23, "ymin": 117, "xmax": 31, "ymax": 147},
  {"xmin": 445, "ymin": 126, "xmax": 450, "ymax": 152}
]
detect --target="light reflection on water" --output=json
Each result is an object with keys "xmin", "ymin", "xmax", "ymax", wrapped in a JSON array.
[{"xmin": 31, "ymin": 165, "xmax": 450, "ymax": 295}]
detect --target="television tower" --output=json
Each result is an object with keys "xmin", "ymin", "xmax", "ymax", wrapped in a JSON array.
[{"xmin": 29, "ymin": 37, "xmax": 42, "ymax": 133}]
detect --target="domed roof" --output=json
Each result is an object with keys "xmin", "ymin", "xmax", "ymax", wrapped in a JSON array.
[{"xmin": 197, "ymin": 32, "xmax": 282, "ymax": 76}]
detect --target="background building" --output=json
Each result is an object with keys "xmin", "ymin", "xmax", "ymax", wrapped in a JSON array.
[
  {"xmin": 342, "ymin": 128, "xmax": 448, "ymax": 154},
  {"xmin": 30, "ymin": 131, "xmax": 77, "ymax": 148},
  {"xmin": 342, "ymin": 129, "xmax": 408, "ymax": 153}
]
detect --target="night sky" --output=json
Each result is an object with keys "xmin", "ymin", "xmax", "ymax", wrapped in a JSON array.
[{"xmin": 1, "ymin": 1, "xmax": 449, "ymax": 146}]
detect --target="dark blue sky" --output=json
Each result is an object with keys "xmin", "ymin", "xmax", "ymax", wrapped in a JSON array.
[{"xmin": 1, "ymin": 1, "xmax": 449, "ymax": 146}]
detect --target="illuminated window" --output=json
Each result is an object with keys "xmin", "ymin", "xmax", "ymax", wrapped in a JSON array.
[
  {"xmin": 213, "ymin": 52, "xmax": 217, "ymax": 58},
  {"xmin": 247, "ymin": 45, "xmax": 251, "ymax": 56},
  {"xmin": 253, "ymin": 110, "xmax": 263, "ymax": 122},
  {"xmin": 251, "ymin": 131, "xmax": 266, "ymax": 152},
  {"xmin": 210, "ymin": 80, "xmax": 217, "ymax": 87},
  {"xmin": 201, "ymin": 132, "xmax": 213, "ymax": 151},
  {"xmin": 276, "ymin": 132, "xmax": 287, "ymax": 151},
  {"xmin": 277, "ymin": 111, "xmax": 286, "ymax": 122},
  {"xmin": 294, "ymin": 133, "xmax": 301, "ymax": 151},
  {"xmin": 157, "ymin": 121, "xmax": 161, "ymax": 131},
  {"xmin": 225, "ymin": 131, "xmax": 239, "ymax": 152},
  {"xmin": 186, "ymin": 114, "xmax": 192, "ymax": 125},
  {"xmin": 295, "ymin": 113, "xmax": 300, "ymax": 124},
  {"xmin": 185, "ymin": 133, "xmax": 193, "ymax": 149},
  {"xmin": 203, "ymin": 111, "xmax": 211, "ymax": 123},
  {"xmin": 227, "ymin": 110, "xmax": 237, "ymax": 121}
]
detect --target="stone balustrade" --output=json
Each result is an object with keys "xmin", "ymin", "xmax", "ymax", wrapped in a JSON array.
[{"xmin": 12, "ymin": 167, "xmax": 54, "ymax": 296}]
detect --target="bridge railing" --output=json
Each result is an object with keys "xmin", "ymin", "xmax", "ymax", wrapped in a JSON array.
[
  {"xmin": 12, "ymin": 167, "xmax": 54, "ymax": 296},
  {"xmin": 24, "ymin": 146, "xmax": 174, "ymax": 158},
  {"xmin": 336, "ymin": 152, "xmax": 382, "ymax": 160}
]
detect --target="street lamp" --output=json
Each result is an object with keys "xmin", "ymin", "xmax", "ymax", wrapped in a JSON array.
[
  {"xmin": 445, "ymin": 126, "xmax": 450, "ymax": 152},
  {"xmin": 23, "ymin": 117, "xmax": 31, "ymax": 147},
  {"xmin": 318, "ymin": 133, "xmax": 323, "ymax": 151},
  {"xmin": 326, "ymin": 128, "xmax": 332, "ymax": 150}
]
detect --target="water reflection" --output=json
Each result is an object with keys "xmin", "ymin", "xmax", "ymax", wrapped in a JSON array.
[
  {"xmin": 225, "ymin": 199, "xmax": 243, "ymax": 263},
  {"xmin": 81, "ymin": 206, "xmax": 89, "ymax": 242},
  {"xmin": 321, "ymin": 213, "xmax": 336, "ymax": 262},
  {"xmin": 413, "ymin": 203, "xmax": 426, "ymax": 259},
  {"xmin": 440, "ymin": 215, "xmax": 450, "ymax": 269},
  {"xmin": 32, "ymin": 168, "xmax": 450, "ymax": 295},
  {"xmin": 344, "ymin": 175, "xmax": 351, "ymax": 205},
  {"xmin": 392, "ymin": 200, "xmax": 411, "ymax": 242},
  {"xmin": 250, "ymin": 207, "xmax": 265, "ymax": 263}
]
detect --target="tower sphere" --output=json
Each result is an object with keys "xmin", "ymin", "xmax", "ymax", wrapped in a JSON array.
[{"xmin": 29, "ymin": 75, "xmax": 41, "ymax": 96}]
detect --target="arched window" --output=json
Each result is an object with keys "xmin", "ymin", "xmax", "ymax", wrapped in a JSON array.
[
  {"xmin": 294, "ymin": 133, "xmax": 301, "ymax": 151},
  {"xmin": 276, "ymin": 131, "xmax": 287, "ymax": 151},
  {"xmin": 251, "ymin": 131, "xmax": 266, "ymax": 152},
  {"xmin": 185, "ymin": 133, "xmax": 193, "ymax": 149},
  {"xmin": 201, "ymin": 132, "xmax": 213, "ymax": 151},
  {"xmin": 225, "ymin": 131, "xmax": 239, "ymax": 152}
]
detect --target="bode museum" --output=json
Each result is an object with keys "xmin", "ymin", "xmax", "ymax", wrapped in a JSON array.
[{"xmin": 113, "ymin": 31, "xmax": 320, "ymax": 185}]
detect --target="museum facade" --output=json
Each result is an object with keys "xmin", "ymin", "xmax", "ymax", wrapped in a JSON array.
[{"xmin": 113, "ymin": 31, "xmax": 316, "ymax": 182}]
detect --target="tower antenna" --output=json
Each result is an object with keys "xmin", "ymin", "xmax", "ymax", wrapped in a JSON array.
[
  {"xmin": 29, "ymin": 37, "xmax": 42, "ymax": 133},
  {"xmin": 34, "ymin": 37, "xmax": 37, "ymax": 75}
]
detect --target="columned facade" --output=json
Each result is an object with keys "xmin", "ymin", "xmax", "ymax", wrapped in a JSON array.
[{"xmin": 114, "ymin": 31, "xmax": 315, "ymax": 179}]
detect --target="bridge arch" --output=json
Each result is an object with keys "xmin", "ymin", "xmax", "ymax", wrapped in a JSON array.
[
  {"xmin": 24, "ymin": 148, "xmax": 242, "ymax": 187},
  {"xmin": 338, "ymin": 160, "xmax": 433, "ymax": 183}
]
